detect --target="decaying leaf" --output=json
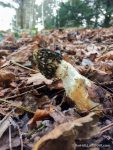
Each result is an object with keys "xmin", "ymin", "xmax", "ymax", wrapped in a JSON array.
[
  {"xmin": 77, "ymin": 66, "xmax": 112, "ymax": 82},
  {"xmin": 33, "ymin": 112, "xmax": 99, "ymax": 150},
  {"xmin": 97, "ymin": 51, "xmax": 113, "ymax": 61},
  {"xmin": 27, "ymin": 73, "xmax": 52, "ymax": 85},
  {"xmin": 0, "ymin": 113, "xmax": 13, "ymax": 138},
  {"xmin": 0, "ymin": 50, "xmax": 10, "ymax": 57},
  {"xmin": 0, "ymin": 69, "xmax": 15, "ymax": 82},
  {"xmin": 0, "ymin": 134, "xmax": 21, "ymax": 150},
  {"xmin": 28, "ymin": 109, "xmax": 51, "ymax": 127},
  {"xmin": 7, "ymin": 43, "xmax": 38, "ymax": 63}
]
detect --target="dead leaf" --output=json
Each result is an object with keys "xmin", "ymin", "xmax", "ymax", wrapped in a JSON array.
[
  {"xmin": 97, "ymin": 51, "xmax": 113, "ymax": 61},
  {"xmin": 28, "ymin": 108, "xmax": 53, "ymax": 127},
  {"xmin": 27, "ymin": 73, "xmax": 52, "ymax": 85},
  {"xmin": 0, "ymin": 135, "xmax": 21, "ymax": 150},
  {"xmin": 78, "ymin": 66, "xmax": 112, "ymax": 82},
  {"xmin": 33, "ymin": 113, "xmax": 99, "ymax": 150},
  {"xmin": 0, "ymin": 50, "xmax": 10, "ymax": 57},
  {"xmin": 0, "ymin": 70, "xmax": 15, "ymax": 82},
  {"xmin": 7, "ymin": 43, "xmax": 38, "ymax": 63},
  {"xmin": 0, "ymin": 88, "xmax": 10, "ymax": 97},
  {"xmin": 48, "ymin": 79, "xmax": 64, "ymax": 90},
  {"xmin": 0, "ymin": 113, "xmax": 13, "ymax": 138}
]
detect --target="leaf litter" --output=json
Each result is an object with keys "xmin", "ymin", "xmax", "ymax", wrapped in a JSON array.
[{"xmin": 0, "ymin": 28, "xmax": 113, "ymax": 149}]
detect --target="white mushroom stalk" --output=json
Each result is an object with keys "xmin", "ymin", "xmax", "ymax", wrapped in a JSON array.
[
  {"xmin": 56, "ymin": 60, "xmax": 101, "ymax": 112},
  {"xmin": 34, "ymin": 49, "xmax": 102, "ymax": 113}
]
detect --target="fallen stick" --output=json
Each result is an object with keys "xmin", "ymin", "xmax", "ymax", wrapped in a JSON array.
[
  {"xmin": 6, "ymin": 85, "xmax": 45, "ymax": 100},
  {"xmin": 10, "ymin": 60, "xmax": 38, "ymax": 73},
  {"xmin": 0, "ymin": 98, "xmax": 34, "ymax": 113}
]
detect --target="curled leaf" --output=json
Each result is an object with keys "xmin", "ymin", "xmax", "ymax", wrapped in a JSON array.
[
  {"xmin": 28, "ymin": 108, "xmax": 53, "ymax": 127},
  {"xmin": 33, "ymin": 113, "xmax": 99, "ymax": 150}
]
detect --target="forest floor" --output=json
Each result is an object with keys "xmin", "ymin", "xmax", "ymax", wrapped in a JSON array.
[{"xmin": 0, "ymin": 27, "xmax": 113, "ymax": 150}]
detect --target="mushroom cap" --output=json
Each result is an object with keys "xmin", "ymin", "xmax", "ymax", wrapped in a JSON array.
[{"xmin": 33, "ymin": 48, "xmax": 62, "ymax": 79}]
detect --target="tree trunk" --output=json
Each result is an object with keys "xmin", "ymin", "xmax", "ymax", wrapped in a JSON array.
[
  {"xmin": 20, "ymin": 0, "xmax": 24, "ymax": 29},
  {"xmin": 103, "ymin": 14, "xmax": 111, "ymax": 27},
  {"xmin": 103, "ymin": 0, "xmax": 112, "ymax": 27},
  {"xmin": 15, "ymin": 0, "xmax": 36, "ymax": 29}
]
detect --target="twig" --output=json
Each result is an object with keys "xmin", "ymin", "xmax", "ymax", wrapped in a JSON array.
[
  {"xmin": 6, "ymin": 85, "xmax": 45, "ymax": 100},
  {"xmin": 89, "ymin": 107, "xmax": 113, "ymax": 112},
  {"xmin": 0, "ymin": 110, "xmax": 14, "ymax": 126},
  {"xmin": 100, "ymin": 122, "xmax": 113, "ymax": 134},
  {"xmin": 99, "ymin": 81, "xmax": 113, "ymax": 86},
  {"xmin": 10, "ymin": 60, "xmax": 38, "ymax": 73},
  {"xmin": 9, "ymin": 123, "xmax": 12, "ymax": 150},
  {"xmin": 8, "ymin": 112, "xmax": 24, "ymax": 150},
  {"xmin": 95, "ymin": 122, "xmax": 113, "ymax": 137},
  {"xmin": 59, "ymin": 92, "xmax": 66, "ymax": 107},
  {"xmin": 16, "ymin": 123, "xmax": 23, "ymax": 150},
  {"xmin": 0, "ymin": 98, "xmax": 34, "ymax": 113}
]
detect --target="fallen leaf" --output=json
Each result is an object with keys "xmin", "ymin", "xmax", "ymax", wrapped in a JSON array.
[
  {"xmin": 7, "ymin": 43, "xmax": 38, "ymax": 63},
  {"xmin": 0, "ymin": 88, "xmax": 10, "ymax": 97},
  {"xmin": 97, "ymin": 51, "xmax": 113, "ymax": 61},
  {"xmin": 0, "ymin": 134, "xmax": 21, "ymax": 150},
  {"xmin": 0, "ymin": 69, "xmax": 15, "ymax": 82},
  {"xmin": 33, "ymin": 113, "xmax": 99, "ymax": 150},
  {"xmin": 28, "ymin": 108, "xmax": 53, "ymax": 127},
  {"xmin": 27, "ymin": 73, "xmax": 52, "ymax": 85},
  {"xmin": 0, "ymin": 50, "xmax": 10, "ymax": 57},
  {"xmin": 0, "ymin": 113, "xmax": 13, "ymax": 138},
  {"xmin": 49, "ymin": 80, "xmax": 64, "ymax": 90}
]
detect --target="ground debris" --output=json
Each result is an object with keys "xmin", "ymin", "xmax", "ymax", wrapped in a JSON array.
[{"xmin": 0, "ymin": 28, "xmax": 113, "ymax": 149}]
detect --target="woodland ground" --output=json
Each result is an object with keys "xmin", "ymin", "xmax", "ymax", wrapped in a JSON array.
[{"xmin": 0, "ymin": 28, "xmax": 113, "ymax": 150}]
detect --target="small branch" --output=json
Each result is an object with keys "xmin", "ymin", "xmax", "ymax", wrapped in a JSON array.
[
  {"xmin": 0, "ymin": 110, "xmax": 13, "ymax": 126},
  {"xmin": 16, "ymin": 123, "xmax": 23, "ymax": 150},
  {"xmin": 95, "ymin": 122, "xmax": 113, "ymax": 136},
  {"xmin": 0, "ymin": 98, "xmax": 34, "ymax": 113},
  {"xmin": 9, "ymin": 123, "xmax": 12, "ymax": 150},
  {"xmin": 10, "ymin": 60, "xmax": 38, "ymax": 73},
  {"xmin": 100, "ymin": 122, "xmax": 113, "ymax": 134},
  {"xmin": 89, "ymin": 108, "xmax": 113, "ymax": 114},
  {"xmin": 6, "ymin": 85, "xmax": 45, "ymax": 100}
]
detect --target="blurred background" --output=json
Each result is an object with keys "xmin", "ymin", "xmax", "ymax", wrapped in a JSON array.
[{"xmin": 0, "ymin": 0, "xmax": 113, "ymax": 32}]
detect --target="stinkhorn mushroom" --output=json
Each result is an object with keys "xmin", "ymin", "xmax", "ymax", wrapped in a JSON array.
[{"xmin": 34, "ymin": 49, "xmax": 102, "ymax": 113}]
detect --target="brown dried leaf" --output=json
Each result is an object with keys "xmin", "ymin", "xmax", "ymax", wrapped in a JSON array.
[
  {"xmin": 33, "ymin": 113, "xmax": 99, "ymax": 150},
  {"xmin": 27, "ymin": 73, "xmax": 52, "ymax": 85},
  {"xmin": 78, "ymin": 66, "xmax": 112, "ymax": 82},
  {"xmin": 28, "ymin": 108, "xmax": 52, "ymax": 126},
  {"xmin": 0, "ymin": 50, "xmax": 10, "ymax": 57},
  {"xmin": 7, "ymin": 43, "xmax": 38, "ymax": 63},
  {"xmin": 96, "ymin": 61, "xmax": 113, "ymax": 74},
  {"xmin": 0, "ymin": 70, "xmax": 15, "ymax": 82},
  {"xmin": 97, "ymin": 51, "xmax": 113, "ymax": 61},
  {"xmin": 49, "ymin": 80, "xmax": 64, "ymax": 90},
  {"xmin": 0, "ymin": 88, "xmax": 10, "ymax": 97},
  {"xmin": 0, "ymin": 113, "xmax": 13, "ymax": 138}
]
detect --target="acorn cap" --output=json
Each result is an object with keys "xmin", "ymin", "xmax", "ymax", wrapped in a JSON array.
[{"xmin": 34, "ymin": 48, "xmax": 62, "ymax": 79}]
